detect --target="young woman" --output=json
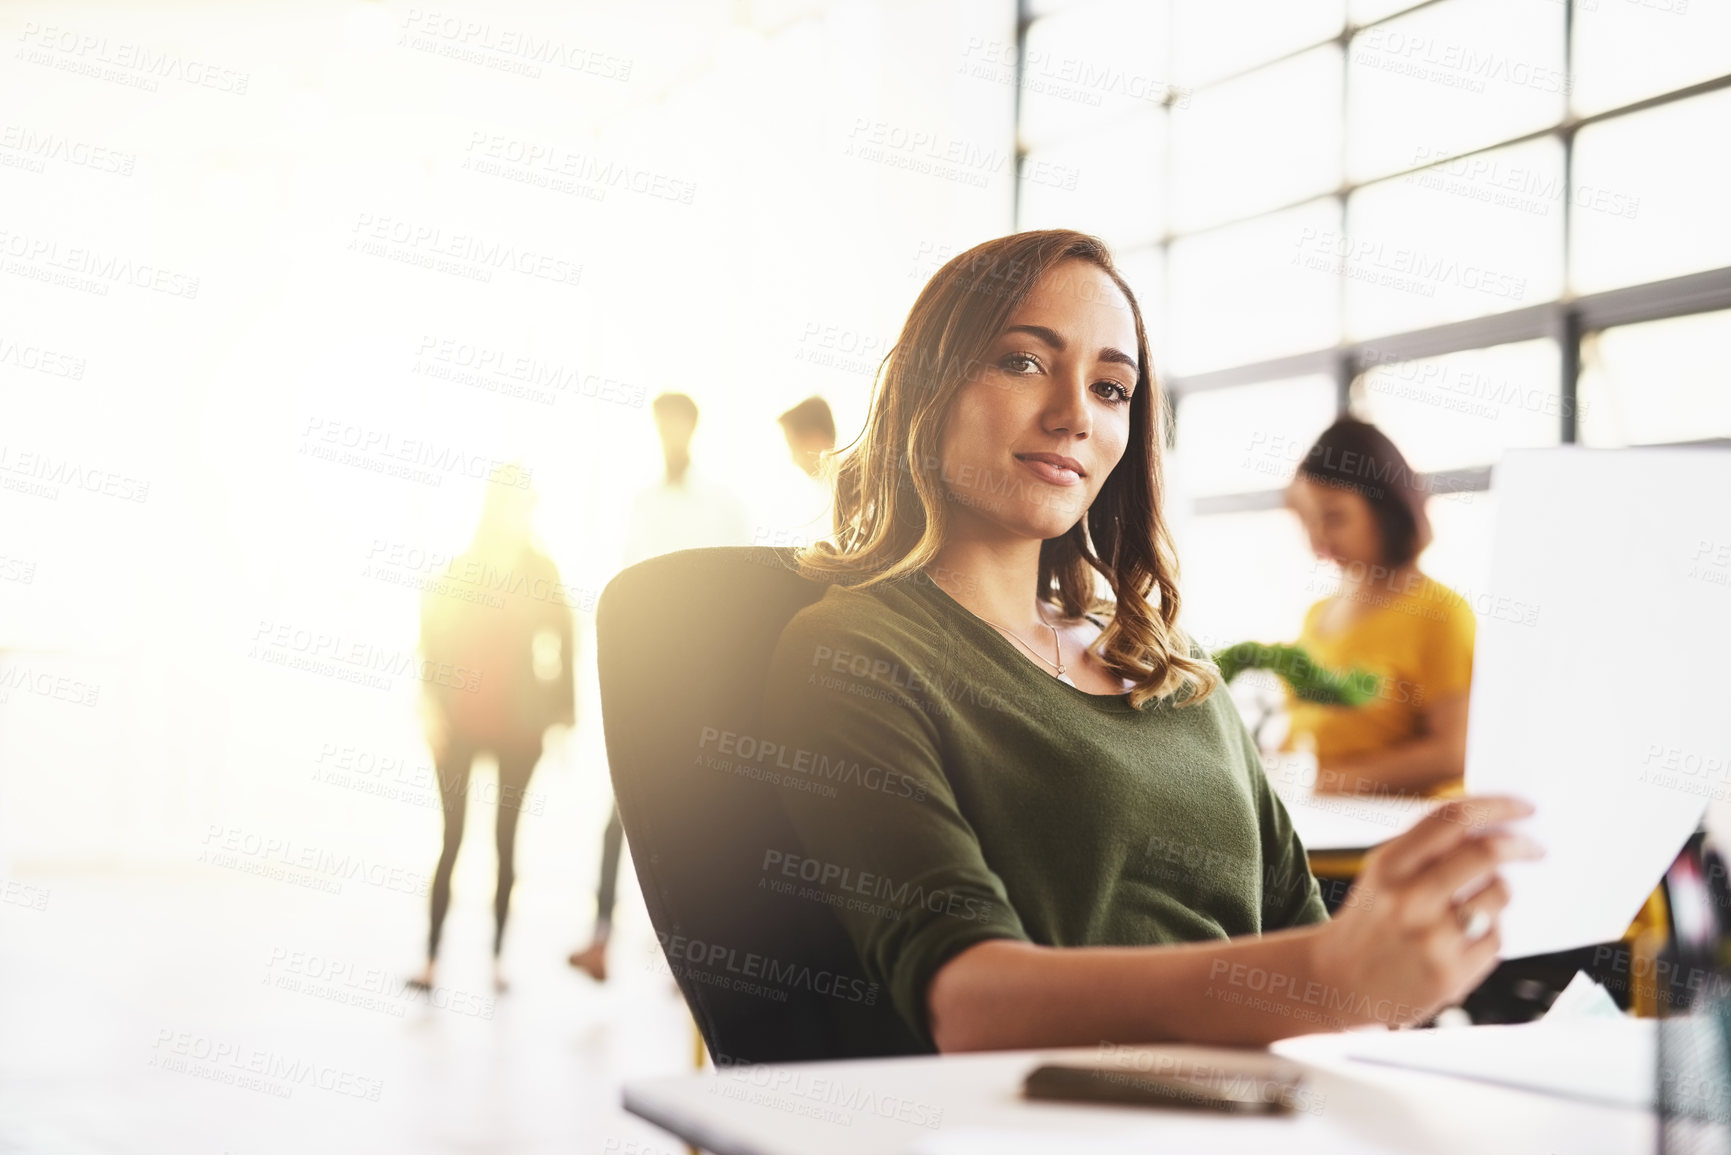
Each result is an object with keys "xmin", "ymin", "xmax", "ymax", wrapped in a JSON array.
[
  {"xmin": 758, "ymin": 229, "xmax": 1539, "ymax": 1054},
  {"xmin": 412, "ymin": 478, "xmax": 574, "ymax": 994},
  {"xmin": 1284, "ymin": 419, "xmax": 1476, "ymax": 797}
]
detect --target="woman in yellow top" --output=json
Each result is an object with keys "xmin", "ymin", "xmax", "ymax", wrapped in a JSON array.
[{"xmin": 1283, "ymin": 418, "xmax": 1476, "ymax": 797}]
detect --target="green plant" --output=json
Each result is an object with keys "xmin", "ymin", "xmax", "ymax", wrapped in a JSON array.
[{"xmin": 1211, "ymin": 641, "xmax": 1381, "ymax": 708}]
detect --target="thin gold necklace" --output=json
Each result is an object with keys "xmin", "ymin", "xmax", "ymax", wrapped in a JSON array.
[{"xmin": 979, "ymin": 608, "xmax": 1071, "ymax": 685}]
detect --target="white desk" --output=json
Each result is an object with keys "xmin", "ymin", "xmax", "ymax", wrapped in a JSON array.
[
  {"xmin": 1263, "ymin": 750, "xmax": 1437, "ymax": 853},
  {"xmin": 1279, "ymin": 788, "xmax": 1435, "ymax": 853},
  {"xmin": 623, "ymin": 1028, "xmax": 1654, "ymax": 1154}
]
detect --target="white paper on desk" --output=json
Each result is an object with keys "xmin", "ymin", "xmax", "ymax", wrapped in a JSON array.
[
  {"xmin": 1465, "ymin": 447, "xmax": 1730, "ymax": 959},
  {"xmin": 1338, "ymin": 1019, "xmax": 1654, "ymax": 1110},
  {"xmin": 908, "ymin": 1124, "xmax": 1389, "ymax": 1155},
  {"xmin": 1264, "ymin": 750, "xmax": 1440, "ymax": 852},
  {"xmin": 1546, "ymin": 970, "xmax": 1623, "ymax": 1021}
]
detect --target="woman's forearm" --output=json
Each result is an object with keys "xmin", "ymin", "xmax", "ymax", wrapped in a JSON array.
[
  {"xmin": 928, "ymin": 796, "xmax": 1538, "ymax": 1055},
  {"xmin": 926, "ymin": 927, "xmax": 1381, "ymax": 1053},
  {"xmin": 1316, "ymin": 695, "xmax": 1470, "ymax": 795}
]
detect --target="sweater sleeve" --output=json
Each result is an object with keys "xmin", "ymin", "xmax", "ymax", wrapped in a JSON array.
[
  {"xmin": 1230, "ymin": 699, "xmax": 1329, "ymax": 930},
  {"xmin": 759, "ymin": 591, "xmax": 1031, "ymax": 1049}
]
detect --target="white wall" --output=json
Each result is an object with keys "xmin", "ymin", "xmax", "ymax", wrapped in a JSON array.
[{"xmin": 0, "ymin": 0, "xmax": 1015, "ymax": 871}]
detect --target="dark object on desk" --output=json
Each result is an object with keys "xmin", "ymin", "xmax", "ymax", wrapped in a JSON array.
[
  {"xmin": 1024, "ymin": 1061, "xmax": 1305, "ymax": 1115},
  {"xmin": 1657, "ymin": 1003, "xmax": 1731, "ymax": 1155},
  {"xmin": 1460, "ymin": 830, "xmax": 1724, "ymax": 1029},
  {"xmin": 595, "ymin": 546, "xmax": 926, "ymax": 1065},
  {"xmin": 1657, "ymin": 830, "xmax": 1731, "ymax": 1155},
  {"xmin": 1213, "ymin": 640, "xmax": 1380, "ymax": 707}
]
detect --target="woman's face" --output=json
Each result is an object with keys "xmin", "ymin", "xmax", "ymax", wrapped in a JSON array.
[
  {"xmin": 933, "ymin": 259, "xmax": 1140, "ymax": 542},
  {"xmin": 1285, "ymin": 476, "xmax": 1385, "ymax": 570}
]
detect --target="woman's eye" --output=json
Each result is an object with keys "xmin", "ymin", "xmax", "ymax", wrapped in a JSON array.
[
  {"xmin": 1001, "ymin": 352, "xmax": 1041, "ymax": 374},
  {"xmin": 1095, "ymin": 381, "xmax": 1132, "ymax": 404}
]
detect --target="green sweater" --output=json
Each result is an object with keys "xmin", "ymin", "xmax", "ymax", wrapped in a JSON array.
[{"xmin": 758, "ymin": 572, "xmax": 1328, "ymax": 1051}]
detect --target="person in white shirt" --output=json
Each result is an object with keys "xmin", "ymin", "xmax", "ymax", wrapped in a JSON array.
[
  {"xmin": 570, "ymin": 392, "xmax": 751, "ymax": 981},
  {"xmin": 762, "ymin": 395, "xmax": 837, "ymax": 549},
  {"xmin": 620, "ymin": 393, "xmax": 752, "ymax": 566}
]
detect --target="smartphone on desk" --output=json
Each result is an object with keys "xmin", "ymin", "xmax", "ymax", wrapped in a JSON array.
[{"xmin": 1023, "ymin": 1059, "xmax": 1306, "ymax": 1115}]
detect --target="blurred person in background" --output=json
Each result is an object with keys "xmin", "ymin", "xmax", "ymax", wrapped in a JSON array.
[
  {"xmin": 779, "ymin": 394, "xmax": 837, "ymax": 480},
  {"xmin": 757, "ymin": 394, "xmax": 837, "ymax": 548},
  {"xmin": 619, "ymin": 393, "xmax": 752, "ymax": 566},
  {"xmin": 568, "ymin": 393, "xmax": 750, "ymax": 981},
  {"xmin": 1282, "ymin": 417, "xmax": 1475, "ymax": 798},
  {"xmin": 412, "ymin": 469, "xmax": 575, "ymax": 993}
]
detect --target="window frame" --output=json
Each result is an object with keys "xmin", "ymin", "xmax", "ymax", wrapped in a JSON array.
[{"xmin": 1011, "ymin": 0, "xmax": 1731, "ymax": 515}]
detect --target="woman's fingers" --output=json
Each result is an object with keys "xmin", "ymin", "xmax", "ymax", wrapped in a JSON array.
[
  {"xmin": 1372, "ymin": 796, "xmax": 1536, "ymax": 886},
  {"xmin": 1323, "ymin": 801, "xmax": 1539, "ymax": 1028},
  {"xmin": 1406, "ymin": 877, "xmax": 1512, "ymax": 1018},
  {"xmin": 1459, "ymin": 920, "xmax": 1505, "ymax": 987},
  {"xmin": 1408, "ymin": 834, "xmax": 1542, "ymax": 922},
  {"xmin": 1458, "ymin": 872, "xmax": 1512, "ymax": 914},
  {"xmin": 1449, "ymin": 874, "xmax": 1512, "ymax": 934}
]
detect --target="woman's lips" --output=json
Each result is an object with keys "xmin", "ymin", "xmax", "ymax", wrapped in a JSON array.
[{"xmin": 1015, "ymin": 455, "xmax": 1083, "ymax": 486}]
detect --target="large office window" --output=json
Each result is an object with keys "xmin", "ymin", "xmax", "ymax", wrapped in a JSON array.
[{"xmin": 1014, "ymin": 0, "xmax": 1731, "ymax": 642}]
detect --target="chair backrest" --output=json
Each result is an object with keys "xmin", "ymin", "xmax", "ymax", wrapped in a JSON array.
[{"xmin": 595, "ymin": 545, "xmax": 927, "ymax": 1063}]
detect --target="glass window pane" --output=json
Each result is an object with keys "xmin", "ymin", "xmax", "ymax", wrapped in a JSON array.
[
  {"xmin": 1572, "ymin": 0, "xmax": 1731, "ymax": 116},
  {"xmin": 1415, "ymin": 490, "xmax": 1498, "ymax": 620},
  {"xmin": 1168, "ymin": 198, "xmax": 1342, "ymax": 375},
  {"xmin": 1115, "ymin": 245, "xmax": 1167, "ymax": 351},
  {"xmin": 1027, "ymin": 0, "xmax": 1097, "ymax": 16},
  {"xmin": 1347, "ymin": 0, "xmax": 1566, "ymax": 183},
  {"xmin": 1173, "ymin": 376, "xmax": 1338, "ymax": 496},
  {"xmin": 1570, "ymin": 90, "xmax": 1731, "ymax": 295},
  {"xmin": 1352, "ymin": 339, "xmax": 1562, "ymax": 472},
  {"xmin": 1343, "ymin": 138, "xmax": 1563, "ymax": 338},
  {"xmin": 1170, "ymin": 46, "xmax": 1343, "ymax": 233},
  {"xmin": 1351, "ymin": 0, "xmax": 1427, "ymax": 23},
  {"xmin": 1172, "ymin": 0, "xmax": 1344, "ymax": 88},
  {"xmin": 1172, "ymin": 510, "xmax": 1325, "ymax": 651},
  {"xmin": 1018, "ymin": 106, "xmax": 1164, "ymax": 247},
  {"xmin": 1018, "ymin": 3, "xmax": 1173, "ymax": 152},
  {"xmin": 1578, "ymin": 311, "xmax": 1731, "ymax": 447}
]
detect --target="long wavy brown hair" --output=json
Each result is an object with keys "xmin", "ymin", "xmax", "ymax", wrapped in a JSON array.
[{"xmin": 792, "ymin": 229, "xmax": 1217, "ymax": 709}]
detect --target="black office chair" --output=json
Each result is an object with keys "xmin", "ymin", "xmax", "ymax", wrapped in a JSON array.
[{"xmin": 595, "ymin": 545, "xmax": 927, "ymax": 1064}]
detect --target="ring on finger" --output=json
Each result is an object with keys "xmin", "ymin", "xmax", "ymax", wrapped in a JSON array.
[{"xmin": 1456, "ymin": 904, "xmax": 1492, "ymax": 941}]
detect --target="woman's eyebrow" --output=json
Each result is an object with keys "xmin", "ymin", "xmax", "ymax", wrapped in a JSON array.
[{"xmin": 1003, "ymin": 324, "xmax": 1138, "ymax": 371}]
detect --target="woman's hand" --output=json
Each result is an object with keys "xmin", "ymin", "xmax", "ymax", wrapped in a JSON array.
[{"xmin": 1312, "ymin": 795, "xmax": 1544, "ymax": 1028}]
